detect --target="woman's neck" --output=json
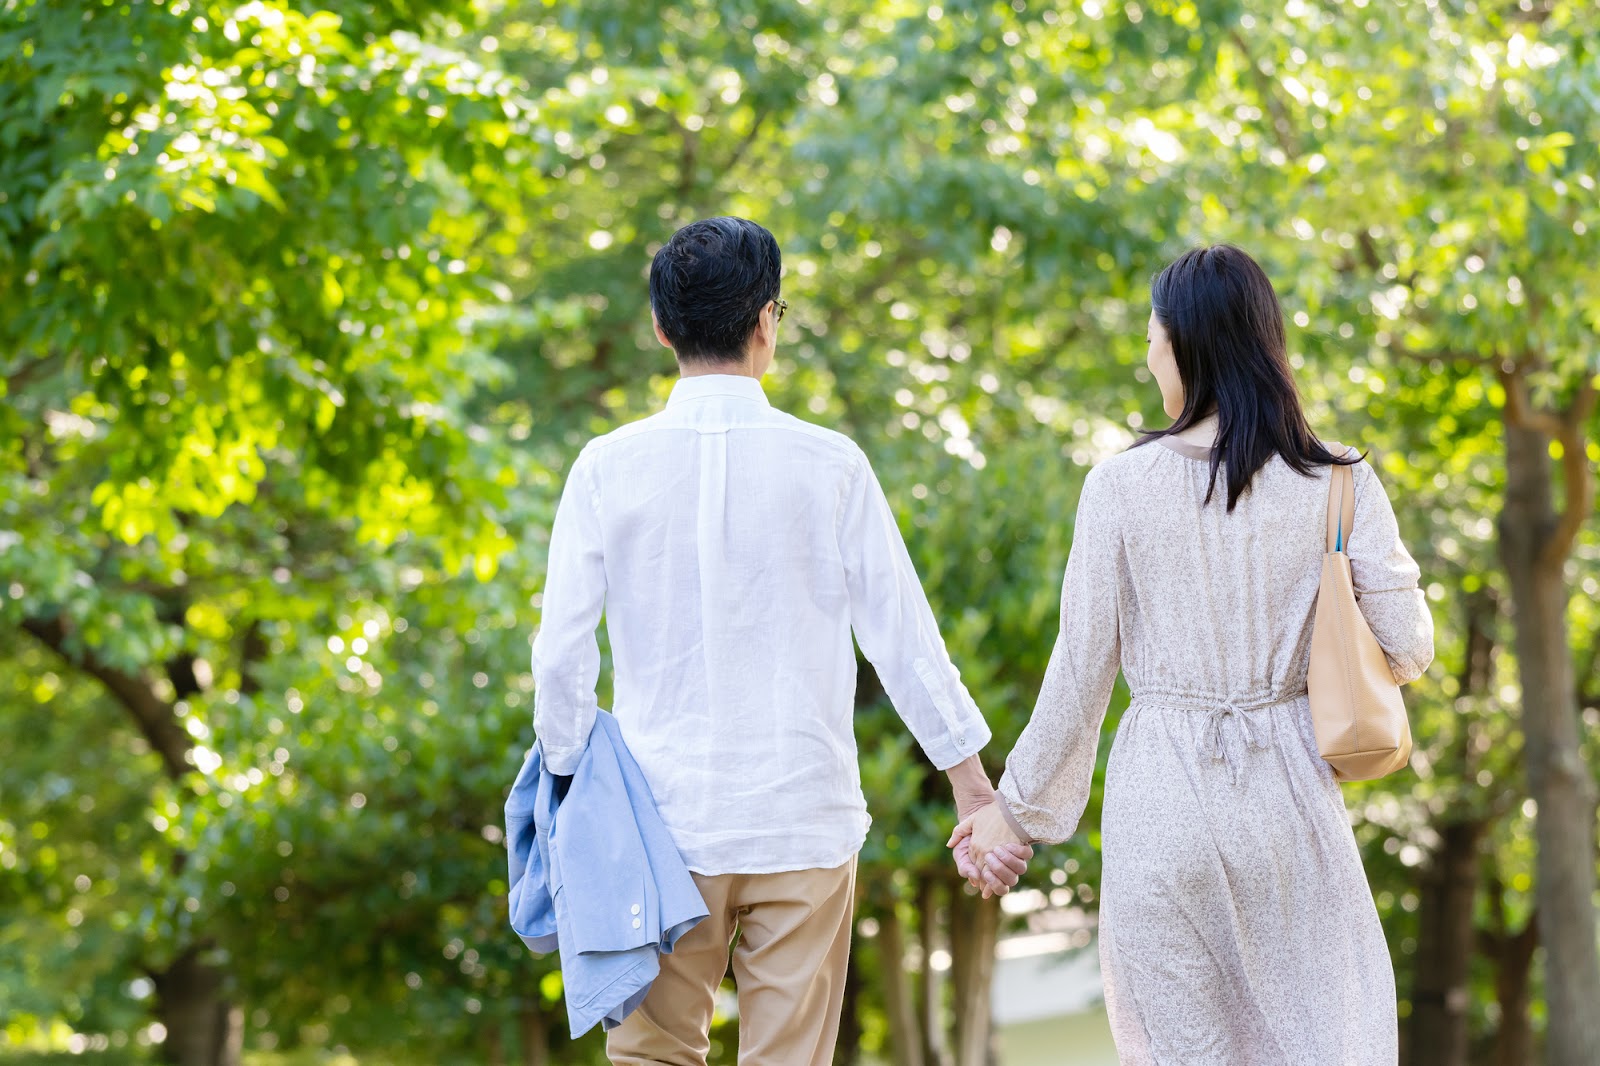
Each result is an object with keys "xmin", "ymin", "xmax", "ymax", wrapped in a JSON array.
[{"xmin": 1172, "ymin": 412, "xmax": 1220, "ymax": 448}]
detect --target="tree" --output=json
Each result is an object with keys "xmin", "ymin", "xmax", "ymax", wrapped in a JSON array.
[
  {"xmin": 1181, "ymin": 4, "xmax": 1600, "ymax": 1060},
  {"xmin": 0, "ymin": 0, "xmax": 543, "ymax": 1060}
]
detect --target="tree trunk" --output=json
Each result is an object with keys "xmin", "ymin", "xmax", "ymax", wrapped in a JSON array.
[
  {"xmin": 877, "ymin": 902, "xmax": 926, "ymax": 1066},
  {"xmin": 838, "ymin": 945, "xmax": 862, "ymax": 1066},
  {"xmin": 1482, "ymin": 908, "xmax": 1539, "ymax": 1066},
  {"xmin": 1500, "ymin": 421, "xmax": 1600, "ymax": 1066},
  {"xmin": 918, "ymin": 879, "xmax": 948, "ymax": 1066},
  {"xmin": 1409, "ymin": 589, "xmax": 1496, "ymax": 1066},
  {"xmin": 152, "ymin": 948, "xmax": 242, "ymax": 1066},
  {"xmin": 1406, "ymin": 818, "xmax": 1484, "ymax": 1066},
  {"xmin": 518, "ymin": 1006, "xmax": 548, "ymax": 1066},
  {"xmin": 26, "ymin": 615, "xmax": 246, "ymax": 1065},
  {"xmin": 948, "ymin": 885, "xmax": 1001, "ymax": 1066}
]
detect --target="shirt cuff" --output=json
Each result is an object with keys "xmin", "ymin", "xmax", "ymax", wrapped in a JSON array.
[
  {"xmin": 923, "ymin": 718, "xmax": 992, "ymax": 771},
  {"xmin": 540, "ymin": 744, "xmax": 585, "ymax": 777}
]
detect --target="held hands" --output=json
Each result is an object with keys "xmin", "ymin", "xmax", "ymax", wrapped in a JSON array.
[
  {"xmin": 944, "ymin": 755, "xmax": 1034, "ymax": 898},
  {"xmin": 948, "ymin": 803, "xmax": 1031, "ymax": 898}
]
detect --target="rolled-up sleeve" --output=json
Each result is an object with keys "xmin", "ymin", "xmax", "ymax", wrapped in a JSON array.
[
  {"xmin": 839, "ymin": 454, "xmax": 990, "ymax": 770},
  {"xmin": 1348, "ymin": 460, "xmax": 1434, "ymax": 685},
  {"xmin": 531, "ymin": 450, "xmax": 607, "ymax": 775},
  {"xmin": 998, "ymin": 467, "xmax": 1125, "ymax": 844}
]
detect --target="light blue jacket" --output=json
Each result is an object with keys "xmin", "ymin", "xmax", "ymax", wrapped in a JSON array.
[{"xmin": 505, "ymin": 712, "xmax": 708, "ymax": 1037}]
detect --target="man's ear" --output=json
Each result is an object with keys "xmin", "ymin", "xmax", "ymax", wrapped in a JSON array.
[
  {"xmin": 651, "ymin": 312, "xmax": 673, "ymax": 350},
  {"xmin": 749, "ymin": 303, "xmax": 775, "ymax": 353}
]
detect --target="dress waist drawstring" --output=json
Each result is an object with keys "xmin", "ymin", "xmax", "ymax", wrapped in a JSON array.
[{"xmin": 1130, "ymin": 690, "xmax": 1307, "ymax": 786}]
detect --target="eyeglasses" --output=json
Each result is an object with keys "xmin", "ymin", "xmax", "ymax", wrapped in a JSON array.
[{"xmin": 773, "ymin": 298, "xmax": 788, "ymax": 323}]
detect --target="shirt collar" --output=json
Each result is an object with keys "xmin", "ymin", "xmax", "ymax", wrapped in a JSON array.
[{"xmin": 666, "ymin": 374, "xmax": 770, "ymax": 407}]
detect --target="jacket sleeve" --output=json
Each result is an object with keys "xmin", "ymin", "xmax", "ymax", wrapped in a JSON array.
[
  {"xmin": 531, "ymin": 449, "xmax": 607, "ymax": 775},
  {"xmin": 839, "ymin": 452, "xmax": 990, "ymax": 771},
  {"xmin": 1348, "ymin": 459, "xmax": 1434, "ymax": 685},
  {"xmin": 997, "ymin": 466, "xmax": 1125, "ymax": 844},
  {"xmin": 504, "ymin": 747, "xmax": 558, "ymax": 953}
]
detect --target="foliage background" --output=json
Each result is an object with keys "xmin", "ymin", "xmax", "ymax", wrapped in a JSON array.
[{"xmin": 2, "ymin": 0, "xmax": 1597, "ymax": 1064}]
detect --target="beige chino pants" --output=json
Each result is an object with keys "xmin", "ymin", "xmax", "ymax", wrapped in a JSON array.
[{"xmin": 607, "ymin": 857, "xmax": 857, "ymax": 1066}]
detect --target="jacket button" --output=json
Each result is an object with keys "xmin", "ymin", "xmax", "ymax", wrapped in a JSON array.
[
  {"xmin": 631, "ymin": 904, "xmax": 641, "ymax": 915},
  {"xmin": 631, "ymin": 918, "xmax": 641, "ymax": 929}
]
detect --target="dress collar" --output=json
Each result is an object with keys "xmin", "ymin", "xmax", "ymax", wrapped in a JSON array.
[{"xmin": 1155, "ymin": 436, "xmax": 1215, "ymax": 461}]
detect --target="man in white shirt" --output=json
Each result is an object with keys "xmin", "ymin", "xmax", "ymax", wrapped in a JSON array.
[{"xmin": 532, "ymin": 217, "xmax": 1029, "ymax": 1063}]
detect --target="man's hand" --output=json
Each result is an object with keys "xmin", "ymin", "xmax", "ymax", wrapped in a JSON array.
[
  {"xmin": 949, "ymin": 802, "xmax": 1032, "ymax": 898},
  {"xmin": 945, "ymin": 753, "xmax": 996, "ymax": 822}
]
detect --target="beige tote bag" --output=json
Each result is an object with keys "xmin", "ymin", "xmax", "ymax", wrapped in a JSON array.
[{"xmin": 1307, "ymin": 454, "xmax": 1414, "ymax": 781}]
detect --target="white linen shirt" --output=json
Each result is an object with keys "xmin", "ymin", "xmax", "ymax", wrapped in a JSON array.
[{"xmin": 530, "ymin": 374, "xmax": 990, "ymax": 875}]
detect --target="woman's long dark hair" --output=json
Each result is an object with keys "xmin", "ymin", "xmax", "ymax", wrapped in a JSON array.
[{"xmin": 1136, "ymin": 244, "xmax": 1358, "ymax": 510}]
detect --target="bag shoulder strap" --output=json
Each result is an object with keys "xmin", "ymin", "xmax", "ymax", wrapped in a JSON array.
[{"xmin": 1325, "ymin": 446, "xmax": 1357, "ymax": 554}]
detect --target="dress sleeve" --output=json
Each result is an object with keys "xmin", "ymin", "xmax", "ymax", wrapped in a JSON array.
[
  {"xmin": 997, "ymin": 465, "xmax": 1125, "ymax": 844},
  {"xmin": 1347, "ymin": 459, "xmax": 1434, "ymax": 684}
]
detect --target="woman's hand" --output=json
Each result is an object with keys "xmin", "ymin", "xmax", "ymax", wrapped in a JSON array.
[{"xmin": 949, "ymin": 801, "xmax": 1033, "ymax": 898}]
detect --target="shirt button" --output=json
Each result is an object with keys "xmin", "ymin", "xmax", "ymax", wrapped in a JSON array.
[
  {"xmin": 630, "ymin": 904, "xmax": 641, "ymax": 916},
  {"xmin": 631, "ymin": 918, "xmax": 641, "ymax": 929}
]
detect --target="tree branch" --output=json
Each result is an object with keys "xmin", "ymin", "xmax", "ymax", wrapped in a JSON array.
[
  {"xmin": 1575, "ymin": 623, "xmax": 1600, "ymax": 711},
  {"xmin": 723, "ymin": 107, "xmax": 771, "ymax": 176},
  {"xmin": 1228, "ymin": 30, "xmax": 1301, "ymax": 159},
  {"xmin": 1356, "ymin": 232, "xmax": 1383, "ymax": 273},
  {"xmin": 1544, "ymin": 377, "xmax": 1597, "ymax": 567},
  {"xmin": 22, "ymin": 614, "xmax": 193, "ymax": 782},
  {"xmin": 1479, "ymin": 903, "xmax": 1539, "ymax": 962},
  {"xmin": 239, "ymin": 618, "xmax": 269, "ymax": 697},
  {"xmin": 1383, "ymin": 345, "xmax": 1498, "ymax": 368},
  {"xmin": 2, "ymin": 353, "xmax": 61, "ymax": 394},
  {"xmin": 674, "ymin": 113, "xmax": 700, "ymax": 202},
  {"xmin": 1498, "ymin": 363, "xmax": 1566, "ymax": 439}
]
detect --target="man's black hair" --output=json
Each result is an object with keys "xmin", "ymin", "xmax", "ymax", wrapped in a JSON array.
[{"xmin": 649, "ymin": 217, "xmax": 781, "ymax": 363}]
